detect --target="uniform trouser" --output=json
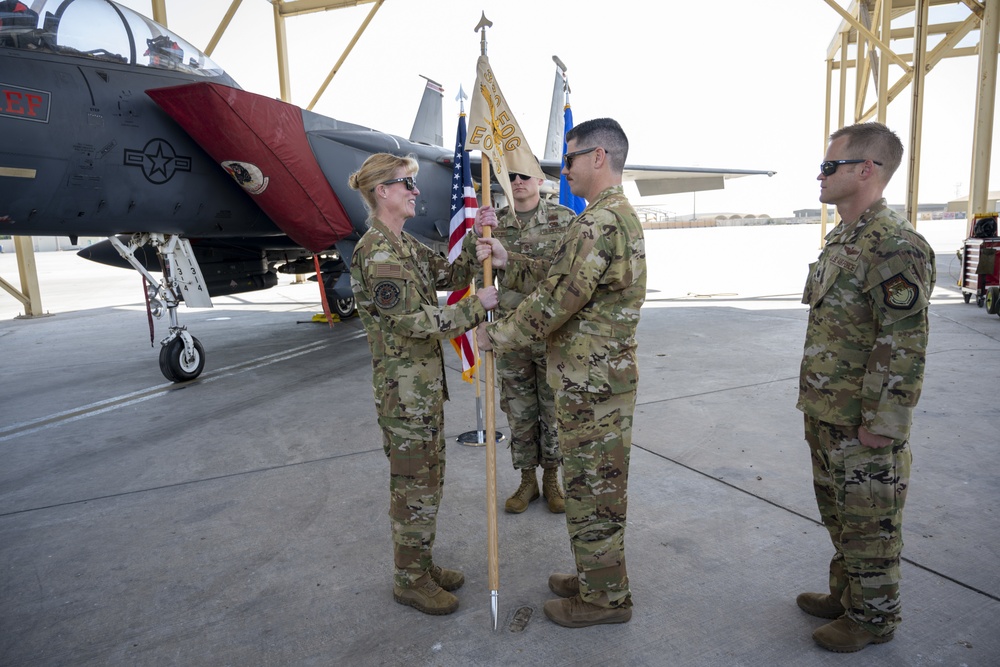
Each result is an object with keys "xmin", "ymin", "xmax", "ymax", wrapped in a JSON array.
[
  {"xmin": 556, "ymin": 389, "xmax": 634, "ymax": 609},
  {"xmin": 805, "ymin": 415, "xmax": 910, "ymax": 635},
  {"xmin": 381, "ymin": 415, "xmax": 446, "ymax": 588},
  {"xmin": 496, "ymin": 340, "xmax": 560, "ymax": 471}
]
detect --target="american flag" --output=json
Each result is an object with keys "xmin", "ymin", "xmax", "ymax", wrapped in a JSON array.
[{"xmin": 447, "ymin": 113, "xmax": 479, "ymax": 382}]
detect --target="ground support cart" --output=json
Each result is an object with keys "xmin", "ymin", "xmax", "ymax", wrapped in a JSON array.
[{"xmin": 960, "ymin": 213, "xmax": 1000, "ymax": 317}]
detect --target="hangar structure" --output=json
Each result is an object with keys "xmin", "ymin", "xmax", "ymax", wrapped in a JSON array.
[
  {"xmin": 821, "ymin": 0, "xmax": 1000, "ymax": 232},
  {"xmin": 4, "ymin": 0, "xmax": 999, "ymax": 315}
]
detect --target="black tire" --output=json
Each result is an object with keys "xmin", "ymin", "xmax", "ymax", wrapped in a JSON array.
[
  {"xmin": 986, "ymin": 287, "xmax": 1000, "ymax": 315},
  {"xmin": 976, "ymin": 295, "xmax": 986, "ymax": 308},
  {"xmin": 332, "ymin": 295, "xmax": 355, "ymax": 318},
  {"xmin": 159, "ymin": 336, "xmax": 205, "ymax": 382},
  {"xmin": 964, "ymin": 293, "xmax": 972, "ymax": 304}
]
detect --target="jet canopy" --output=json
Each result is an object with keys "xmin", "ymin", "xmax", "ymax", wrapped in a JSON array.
[{"xmin": 0, "ymin": 0, "xmax": 225, "ymax": 77}]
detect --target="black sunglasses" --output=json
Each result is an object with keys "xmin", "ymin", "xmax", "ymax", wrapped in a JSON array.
[
  {"xmin": 377, "ymin": 176, "xmax": 416, "ymax": 191},
  {"xmin": 508, "ymin": 173, "xmax": 534, "ymax": 182},
  {"xmin": 563, "ymin": 146, "xmax": 600, "ymax": 169},
  {"xmin": 820, "ymin": 159, "xmax": 882, "ymax": 176}
]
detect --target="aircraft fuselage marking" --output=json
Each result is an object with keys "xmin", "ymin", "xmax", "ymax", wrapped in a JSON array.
[
  {"xmin": 123, "ymin": 138, "xmax": 192, "ymax": 184},
  {"xmin": 0, "ymin": 83, "xmax": 51, "ymax": 123}
]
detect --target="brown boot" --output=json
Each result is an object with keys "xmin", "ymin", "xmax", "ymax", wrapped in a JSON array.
[
  {"xmin": 796, "ymin": 592, "xmax": 846, "ymax": 619},
  {"xmin": 504, "ymin": 468, "xmax": 539, "ymax": 513},
  {"xmin": 812, "ymin": 617, "xmax": 894, "ymax": 652},
  {"xmin": 543, "ymin": 595, "xmax": 631, "ymax": 628},
  {"xmin": 429, "ymin": 564, "xmax": 465, "ymax": 592},
  {"xmin": 393, "ymin": 574, "xmax": 459, "ymax": 615},
  {"xmin": 548, "ymin": 573, "xmax": 580, "ymax": 598},
  {"xmin": 541, "ymin": 467, "xmax": 565, "ymax": 513}
]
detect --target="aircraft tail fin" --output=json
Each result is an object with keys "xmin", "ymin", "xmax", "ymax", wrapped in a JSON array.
[
  {"xmin": 543, "ymin": 57, "xmax": 568, "ymax": 161},
  {"xmin": 409, "ymin": 76, "xmax": 444, "ymax": 146}
]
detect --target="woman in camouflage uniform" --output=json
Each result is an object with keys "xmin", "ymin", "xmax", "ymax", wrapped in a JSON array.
[{"xmin": 348, "ymin": 153, "xmax": 498, "ymax": 616}]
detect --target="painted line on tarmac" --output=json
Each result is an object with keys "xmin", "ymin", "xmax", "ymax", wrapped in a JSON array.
[{"xmin": 0, "ymin": 338, "xmax": 350, "ymax": 443}]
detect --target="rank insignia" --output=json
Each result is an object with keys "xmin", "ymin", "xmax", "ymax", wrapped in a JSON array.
[
  {"xmin": 373, "ymin": 280, "xmax": 401, "ymax": 309},
  {"xmin": 882, "ymin": 273, "xmax": 919, "ymax": 309}
]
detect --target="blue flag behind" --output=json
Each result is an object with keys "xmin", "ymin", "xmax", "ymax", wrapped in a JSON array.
[{"xmin": 559, "ymin": 104, "xmax": 586, "ymax": 213}]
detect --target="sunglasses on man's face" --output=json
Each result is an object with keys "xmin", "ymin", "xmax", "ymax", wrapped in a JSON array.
[
  {"xmin": 378, "ymin": 176, "xmax": 416, "ymax": 191},
  {"xmin": 508, "ymin": 173, "xmax": 533, "ymax": 182},
  {"xmin": 563, "ymin": 146, "xmax": 600, "ymax": 169},
  {"xmin": 820, "ymin": 159, "xmax": 882, "ymax": 176}
]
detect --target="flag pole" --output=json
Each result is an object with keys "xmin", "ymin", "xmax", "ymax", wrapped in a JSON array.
[{"xmin": 474, "ymin": 11, "xmax": 500, "ymax": 632}]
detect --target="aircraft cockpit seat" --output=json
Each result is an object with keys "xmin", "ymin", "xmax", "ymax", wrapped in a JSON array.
[
  {"xmin": 0, "ymin": 0, "xmax": 39, "ymax": 48},
  {"xmin": 145, "ymin": 35, "xmax": 184, "ymax": 69}
]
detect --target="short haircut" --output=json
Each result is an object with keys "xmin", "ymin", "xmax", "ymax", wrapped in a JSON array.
[
  {"xmin": 566, "ymin": 117, "xmax": 629, "ymax": 174},
  {"xmin": 348, "ymin": 153, "xmax": 419, "ymax": 213},
  {"xmin": 830, "ymin": 122, "xmax": 904, "ymax": 183}
]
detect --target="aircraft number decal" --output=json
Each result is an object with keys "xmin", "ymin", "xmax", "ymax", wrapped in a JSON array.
[
  {"xmin": 124, "ymin": 138, "xmax": 192, "ymax": 184},
  {"xmin": 221, "ymin": 161, "xmax": 269, "ymax": 195},
  {"xmin": 0, "ymin": 83, "xmax": 51, "ymax": 123}
]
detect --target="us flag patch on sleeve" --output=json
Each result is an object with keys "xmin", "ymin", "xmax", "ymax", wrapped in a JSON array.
[{"xmin": 882, "ymin": 273, "xmax": 919, "ymax": 310}]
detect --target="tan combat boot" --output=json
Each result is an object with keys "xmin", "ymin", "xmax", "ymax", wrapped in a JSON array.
[
  {"xmin": 812, "ymin": 617, "xmax": 894, "ymax": 652},
  {"xmin": 393, "ymin": 574, "xmax": 459, "ymax": 615},
  {"xmin": 548, "ymin": 573, "xmax": 580, "ymax": 598},
  {"xmin": 541, "ymin": 467, "xmax": 565, "ymax": 513},
  {"xmin": 429, "ymin": 564, "xmax": 465, "ymax": 592},
  {"xmin": 796, "ymin": 592, "xmax": 846, "ymax": 619},
  {"xmin": 543, "ymin": 595, "xmax": 632, "ymax": 628},
  {"xmin": 504, "ymin": 467, "xmax": 539, "ymax": 513}
]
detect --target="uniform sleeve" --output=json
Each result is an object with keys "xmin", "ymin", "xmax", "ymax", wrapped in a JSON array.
[
  {"xmin": 488, "ymin": 212, "xmax": 611, "ymax": 349},
  {"xmin": 424, "ymin": 235, "xmax": 481, "ymax": 293},
  {"xmin": 360, "ymin": 254, "xmax": 486, "ymax": 342},
  {"xmin": 859, "ymin": 243, "xmax": 936, "ymax": 439}
]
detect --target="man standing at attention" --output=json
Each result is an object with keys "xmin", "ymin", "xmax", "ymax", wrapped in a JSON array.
[
  {"xmin": 475, "ymin": 171, "xmax": 575, "ymax": 514},
  {"xmin": 477, "ymin": 118, "xmax": 645, "ymax": 628},
  {"xmin": 797, "ymin": 122, "xmax": 935, "ymax": 652}
]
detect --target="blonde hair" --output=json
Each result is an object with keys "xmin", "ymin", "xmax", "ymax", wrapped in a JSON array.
[{"xmin": 348, "ymin": 153, "xmax": 419, "ymax": 212}]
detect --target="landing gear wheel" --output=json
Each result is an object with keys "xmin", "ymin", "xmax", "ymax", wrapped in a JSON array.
[
  {"xmin": 332, "ymin": 295, "xmax": 355, "ymax": 319},
  {"xmin": 159, "ymin": 336, "xmax": 205, "ymax": 382}
]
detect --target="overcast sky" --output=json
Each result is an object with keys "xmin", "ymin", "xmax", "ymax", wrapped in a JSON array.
[{"xmin": 116, "ymin": 0, "xmax": 999, "ymax": 219}]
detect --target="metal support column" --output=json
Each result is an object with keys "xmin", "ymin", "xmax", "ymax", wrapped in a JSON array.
[{"xmin": 969, "ymin": 0, "xmax": 999, "ymax": 221}]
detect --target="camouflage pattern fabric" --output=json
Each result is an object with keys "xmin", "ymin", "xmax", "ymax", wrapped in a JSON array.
[
  {"xmin": 797, "ymin": 199, "xmax": 933, "ymax": 634},
  {"xmin": 351, "ymin": 217, "xmax": 486, "ymax": 586},
  {"xmin": 488, "ymin": 185, "xmax": 646, "ymax": 608},
  {"xmin": 491, "ymin": 199, "xmax": 574, "ymax": 470},
  {"xmin": 805, "ymin": 415, "xmax": 910, "ymax": 635},
  {"xmin": 797, "ymin": 199, "xmax": 936, "ymax": 440}
]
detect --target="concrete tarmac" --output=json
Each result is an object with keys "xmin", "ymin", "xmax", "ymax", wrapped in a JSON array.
[{"xmin": 1, "ymin": 221, "xmax": 998, "ymax": 666}]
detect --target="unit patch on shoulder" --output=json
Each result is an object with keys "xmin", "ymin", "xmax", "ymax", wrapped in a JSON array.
[
  {"xmin": 881, "ymin": 273, "xmax": 919, "ymax": 310},
  {"xmin": 373, "ymin": 280, "xmax": 401, "ymax": 309}
]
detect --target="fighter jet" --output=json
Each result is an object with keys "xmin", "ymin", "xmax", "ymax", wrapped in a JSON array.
[{"xmin": 0, "ymin": 0, "xmax": 774, "ymax": 382}]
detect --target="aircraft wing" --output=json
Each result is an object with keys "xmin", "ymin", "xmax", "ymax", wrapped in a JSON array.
[{"xmin": 538, "ymin": 160, "xmax": 775, "ymax": 197}]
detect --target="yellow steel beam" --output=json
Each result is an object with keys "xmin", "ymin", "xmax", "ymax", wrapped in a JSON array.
[
  {"xmin": 276, "ymin": 0, "xmax": 378, "ymax": 17},
  {"xmin": 12, "ymin": 236, "xmax": 44, "ymax": 317},
  {"xmin": 969, "ymin": 0, "xmax": 999, "ymax": 220},
  {"xmin": 824, "ymin": 0, "xmax": 912, "ymax": 70},
  {"xmin": 150, "ymin": 0, "xmax": 167, "ymax": 25},
  {"xmin": 307, "ymin": 0, "xmax": 385, "ymax": 110},
  {"xmin": 906, "ymin": 0, "xmax": 929, "ymax": 225},
  {"xmin": 204, "ymin": 0, "xmax": 244, "ymax": 57},
  {"xmin": 273, "ymin": 2, "xmax": 292, "ymax": 102}
]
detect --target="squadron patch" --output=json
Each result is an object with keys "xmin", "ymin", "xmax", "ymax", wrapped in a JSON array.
[
  {"xmin": 882, "ymin": 273, "xmax": 919, "ymax": 310},
  {"xmin": 373, "ymin": 280, "xmax": 401, "ymax": 309}
]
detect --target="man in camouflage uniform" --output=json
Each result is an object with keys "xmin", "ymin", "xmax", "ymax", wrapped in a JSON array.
[
  {"xmin": 348, "ymin": 153, "xmax": 498, "ymax": 616},
  {"xmin": 477, "ymin": 118, "xmax": 644, "ymax": 628},
  {"xmin": 475, "ymin": 172, "xmax": 575, "ymax": 514},
  {"xmin": 797, "ymin": 123, "xmax": 935, "ymax": 652}
]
